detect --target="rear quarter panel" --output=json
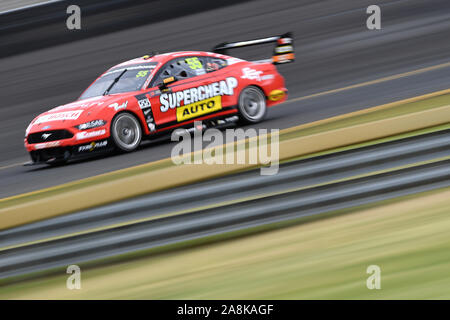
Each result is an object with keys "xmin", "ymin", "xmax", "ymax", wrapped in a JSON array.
[{"xmin": 229, "ymin": 61, "xmax": 287, "ymax": 106}]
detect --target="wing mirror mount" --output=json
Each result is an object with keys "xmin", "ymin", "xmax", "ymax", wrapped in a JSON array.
[{"xmin": 158, "ymin": 76, "xmax": 178, "ymax": 91}]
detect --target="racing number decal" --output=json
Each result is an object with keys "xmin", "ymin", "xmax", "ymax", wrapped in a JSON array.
[
  {"xmin": 136, "ymin": 70, "xmax": 149, "ymax": 78},
  {"xmin": 185, "ymin": 57, "xmax": 203, "ymax": 70}
]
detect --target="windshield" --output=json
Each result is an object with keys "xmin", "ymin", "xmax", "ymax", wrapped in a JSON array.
[{"xmin": 80, "ymin": 62, "xmax": 158, "ymax": 100}]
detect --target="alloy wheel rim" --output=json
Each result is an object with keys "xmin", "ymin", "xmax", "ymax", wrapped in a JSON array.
[
  {"xmin": 114, "ymin": 115, "xmax": 140, "ymax": 149},
  {"xmin": 241, "ymin": 87, "xmax": 265, "ymax": 121}
]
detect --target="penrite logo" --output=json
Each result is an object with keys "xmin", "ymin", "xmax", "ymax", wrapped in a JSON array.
[{"xmin": 268, "ymin": 89, "xmax": 285, "ymax": 101}]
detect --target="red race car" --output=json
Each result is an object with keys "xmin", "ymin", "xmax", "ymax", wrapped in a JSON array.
[{"xmin": 24, "ymin": 33, "xmax": 294, "ymax": 164}]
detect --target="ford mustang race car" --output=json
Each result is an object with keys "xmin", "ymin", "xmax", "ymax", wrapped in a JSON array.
[{"xmin": 24, "ymin": 33, "xmax": 294, "ymax": 164}]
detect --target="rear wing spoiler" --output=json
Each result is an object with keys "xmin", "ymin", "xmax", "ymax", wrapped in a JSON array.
[{"xmin": 213, "ymin": 32, "xmax": 294, "ymax": 65}]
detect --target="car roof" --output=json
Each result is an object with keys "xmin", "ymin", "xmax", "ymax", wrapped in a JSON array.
[{"xmin": 110, "ymin": 51, "xmax": 235, "ymax": 70}]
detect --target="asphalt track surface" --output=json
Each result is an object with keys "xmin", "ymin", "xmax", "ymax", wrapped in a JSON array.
[{"xmin": 0, "ymin": 0, "xmax": 449, "ymax": 198}]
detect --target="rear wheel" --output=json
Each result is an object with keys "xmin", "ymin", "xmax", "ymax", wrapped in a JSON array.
[
  {"xmin": 237, "ymin": 86, "xmax": 267, "ymax": 123},
  {"xmin": 111, "ymin": 113, "xmax": 142, "ymax": 152}
]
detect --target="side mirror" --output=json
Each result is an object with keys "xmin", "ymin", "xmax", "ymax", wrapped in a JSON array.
[{"xmin": 158, "ymin": 76, "xmax": 177, "ymax": 91}]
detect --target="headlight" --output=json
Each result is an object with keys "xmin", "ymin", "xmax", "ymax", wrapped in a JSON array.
[{"xmin": 76, "ymin": 120, "xmax": 106, "ymax": 130}]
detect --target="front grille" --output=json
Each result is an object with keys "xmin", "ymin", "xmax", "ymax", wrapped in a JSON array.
[{"xmin": 27, "ymin": 130, "xmax": 73, "ymax": 144}]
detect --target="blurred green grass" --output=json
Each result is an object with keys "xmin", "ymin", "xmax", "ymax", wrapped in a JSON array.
[
  {"xmin": 2, "ymin": 187, "xmax": 450, "ymax": 299},
  {"xmin": 281, "ymin": 92, "xmax": 450, "ymax": 141}
]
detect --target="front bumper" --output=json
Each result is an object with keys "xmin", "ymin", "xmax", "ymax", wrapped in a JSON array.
[
  {"xmin": 25, "ymin": 126, "xmax": 111, "ymax": 163},
  {"xmin": 28, "ymin": 138, "xmax": 113, "ymax": 164}
]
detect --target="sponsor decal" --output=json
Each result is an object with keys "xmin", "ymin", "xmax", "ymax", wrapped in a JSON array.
[
  {"xmin": 136, "ymin": 94, "xmax": 156, "ymax": 132},
  {"xmin": 34, "ymin": 141, "xmax": 61, "ymax": 150},
  {"xmin": 160, "ymin": 77, "xmax": 237, "ymax": 113},
  {"xmin": 268, "ymin": 89, "xmax": 285, "ymax": 101},
  {"xmin": 261, "ymin": 74, "xmax": 275, "ymax": 81},
  {"xmin": 176, "ymin": 96, "xmax": 222, "ymax": 122},
  {"xmin": 273, "ymin": 37, "xmax": 294, "ymax": 65},
  {"xmin": 241, "ymin": 68, "xmax": 274, "ymax": 82},
  {"xmin": 76, "ymin": 129, "xmax": 106, "ymax": 140},
  {"xmin": 77, "ymin": 119, "xmax": 105, "ymax": 130},
  {"xmin": 137, "ymin": 97, "xmax": 151, "ymax": 109},
  {"xmin": 104, "ymin": 65, "xmax": 156, "ymax": 76},
  {"xmin": 277, "ymin": 37, "xmax": 292, "ymax": 45},
  {"xmin": 272, "ymin": 53, "xmax": 295, "ymax": 64},
  {"xmin": 78, "ymin": 140, "xmax": 108, "ymax": 152},
  {"xmin": 35, "ymin": 110, "xmax": 83, "ymax": 124},
  {"xmin": 74, "ymin": 101, "xmax": 105, "ymax": 109},
  {"xmin": 54, "ymin": 101, "xmax": 104, "ymax": 111},
  {"xmin": 148, "ymin": 123, "xmax": 156, "ymax": 131},
  {"xmin": 275, "ymin": 45, "xmax": 294, "ymax": 54},
  {"xmin": 241, "ymin": 67, "xmax": 263, "ymax": 81},
  {"xmin": 108, "ymin": 101, "xmax": 128, "ymax": 111}
]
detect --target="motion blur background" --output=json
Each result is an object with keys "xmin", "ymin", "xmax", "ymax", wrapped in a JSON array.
[{"xmin": 0, "ymin": 0, "xmax": 449, "ymax": 299}]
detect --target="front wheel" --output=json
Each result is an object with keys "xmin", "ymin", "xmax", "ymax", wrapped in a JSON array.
[
  {"xmin": 111, "ymin": 113, "xmax": 142, "ymax": 152},
  {"xmin": 237, "ymin": 86, "xmax": 267, "ymax": 124}
]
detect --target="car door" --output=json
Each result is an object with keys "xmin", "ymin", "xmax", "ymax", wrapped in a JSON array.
[{"xmin": 146, "ymin": 55, "xmax": 237, "ymax": 131}]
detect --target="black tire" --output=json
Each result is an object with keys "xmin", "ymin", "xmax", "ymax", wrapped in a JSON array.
[
  {"xmin": 237, "ymin": 86, "xmax": 267, "ymax": 124},
  {"xmin": 111, "ymin": 113, "xmax": 142, "ymax": 152}
]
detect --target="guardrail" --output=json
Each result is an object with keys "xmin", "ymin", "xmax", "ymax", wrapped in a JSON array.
[
  {"xmin": 1, "ymin": 129, "xmax": 449, "ymax": 248},
  {"xmin": 0, "ymin": 130, "xmax": 449, "ymax": 279},
  {"xmin": 0, "ymin": 1, "xmax": 62, "ymax": 15}
]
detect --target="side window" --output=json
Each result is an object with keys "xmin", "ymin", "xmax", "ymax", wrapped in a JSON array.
[
  {"xmin": 151, "ymin": 56, "xmax": 206, "ymax": 87},
  {"xmin": 205, "ymin": 57, "xmax": 227, "ymax": 73}
]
